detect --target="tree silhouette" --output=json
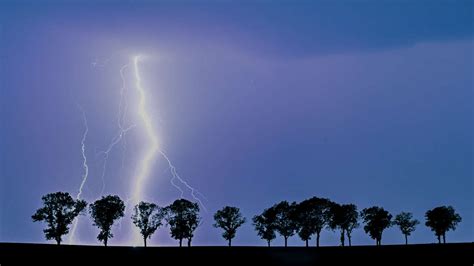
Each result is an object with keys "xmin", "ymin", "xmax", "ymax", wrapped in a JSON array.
[
  {"xmin": 213, "ymin": 206, "xmax": 246, "ymax": 247},
  {"xmin": 89, "ymin": 195, "xmax": 125, "ymax": 247},
  {"xmin": 393, "ymin": 212, "xmax": 419, "ymax": 245},
  {"xmin": 165, "ymin": 199, "xmax": 201, "ymax": 247},
  {"xmin": 252, "ymin": 207, "xmax": 277, "ymax": 247},
  {"xmin": 273, "ymin": 201, "xmax": 298, "ymax": 247},
  {"xmin": 132, "ymin": 201, "xmax": 165, "ymax": 247},
  {"xmin": 32, "ymin": 192, "xmax": 87, "ymax": 245},
  {"xmin": 425, "ymin": 206, "xmax": 461, "ymax": 244},
  {"xmin": 295, "ymin": 197, "xmax": 332, "ymax": 247},
  {"xmin": 360, "ymin": 206, "xmax": 392, "ymax": 246},
  {"xmin": 328, "ymin": 203, "xmax": 359, "ymax": 246}
]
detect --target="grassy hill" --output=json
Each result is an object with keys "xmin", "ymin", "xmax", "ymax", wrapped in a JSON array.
[{"xmin": 0, "ymin": 242, "xmax": 472, "ymax": 265}]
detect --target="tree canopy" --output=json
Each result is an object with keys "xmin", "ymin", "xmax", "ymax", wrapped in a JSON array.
[
  {"xmin": 32, "ymin": 192, "xmax": 87, "ymax": 245},
  {"xmin": 213, "ymin": 206, "xmax": 246, "ymax": 246},
  {"xmin": 165, "ymin": 199, "xmax": 201, "ymax": 247},
  {"xmin": 89, "ymin": 195, "xmax": 125, "ymax": 246},
  {"xmin": 360, "ymin": 206, "xmax": 392, "ymax": 246},
  {"xmin": 393, "ymin": 212, "xmax": 419, "ymax": 245},
  {"xmin": 252, "ymin": 207, "xmax": 277, "ymax": 247},
  {"xmin": 425, "ymin": 206, "xmax": 461, "ymax": 244},
  {"xmin": 132, "ymin": 201, "xmax": 165, "ymax": 247}
]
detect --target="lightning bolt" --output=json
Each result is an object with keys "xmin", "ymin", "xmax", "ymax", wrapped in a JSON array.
[
  {"xmin": 98, "ymin": 64, "xmax": 135, "ymax": 195},
  {"xmin": 130, "ymin": 55, "xmax": 207, "ymax": 243},
  {"xmin": 68, "ymin": 106, "xmax": 89, "ymax": 244}
]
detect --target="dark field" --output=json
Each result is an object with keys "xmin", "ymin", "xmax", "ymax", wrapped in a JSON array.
[{"xmin": 1, "ymin": 243, "xmax": 473, "ymax": 265}]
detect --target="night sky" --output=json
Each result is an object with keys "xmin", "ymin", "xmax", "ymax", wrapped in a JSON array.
[{"xmin": 0, "ymin": 0, "xmax": 472, "ymax": 246}]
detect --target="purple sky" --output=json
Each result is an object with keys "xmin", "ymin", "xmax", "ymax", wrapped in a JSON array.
[{"xmin": 0, "ymin": 0, "xmax": 472, "ymax": 246}]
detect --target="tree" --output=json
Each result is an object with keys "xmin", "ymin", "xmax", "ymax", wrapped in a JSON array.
[
  {"xmin": 328, "ymin": 203, "xmax": 359, "ymax": 246},
  {"xmin": 32, "ymin": 192, "xmax": 87, "ymax": 245},
  {"xmin": 295, "ymin": 197, "xmax": 332, "ymax": 247},
  {"xmin": 89, "ymin": 195, "xmax": 125, "ymax": 246},
  {"xmin": 360, "ymin": 206, "xmax": 392, "ymax": 246},
  {"xmin": 132, "ymin": 201, "xmax": 165, "ymax": 247},
  {"xmin": 425, "ymin": 206, "xmax": 461, "ymax": 244},
  {"xmin": 252, "ymin": 207, "xmax": 277, "ymax": 247},
  {"xmin": 342, "ymin": 204, "xmax": 359, "ymax": 247},
  {"xmin": 273, "ymin": 201, "xmax": 298, "ymax": 247},
  {"xmin": 393, "ymin": 212, "xmax": 419, "ymax": 245},
  {"xmin": 165, "ymin": 199, "xmax": 201, "ymax": 247},
  {"xmin": 213, "ymin": 206, "xmax": 246, "ymax": 247}
]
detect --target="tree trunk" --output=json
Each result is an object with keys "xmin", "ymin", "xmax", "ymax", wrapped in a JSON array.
[
  {"xmin": 104, "ymin": 238, "xmax": 108, "ymax": 247},
  {"xmin": 188, "ymin": 238, "xmax": 192, "ymax": 247},
  {"xmin": 305, "ymin": 239, "xmax": 308, "ymax": 247},
  {"xmin": 56, "ymin": 238, "xmax": 61, "ymax": 245},
  {"xmin": 144, "ymin": 237, "xmax": 147, "ymax": 247},
  {"xmin": 442, "ymin": 234, "xmax": 446, "ymax": 244},
  {"xmin": 179, "ymin": 238, "xmax": 183, "ymax": 247},
  {"xmin": 437, "ymin": 235, "xmax": 441, "ymax": 244},
  {"xmin": 228, "ymin": 239, "xmax": 232, "ymax": 247},
  {"xmin": 340, "ymin": 229, "xmax": 345, "ymax": 247},
  {"xmin": 267, "ymin": 240, "xmax": 271, "ymax": 247},
  {"xmin": 348, "ymin": 235, "xmax": 352, "ymax": 247},
  {"xmin": 405, "ymin": 234, "xmax": 408, "ymax": 245},
  {"xmin": 284, "ymin": 237, "xmax": 288, "ymax": 247},
  {"xmin": 316, "ymin": 232, "xmax": 320, "ymax": 247}
]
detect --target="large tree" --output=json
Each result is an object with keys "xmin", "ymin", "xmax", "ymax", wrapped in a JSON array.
[
  {"xmin": 132, "ymin": 201, "xmax": 165, "ymax": 247},
  {"xmin": 165, "ymin": 199, "xmax": 201, "ymax": 247},
  {"xmin": 89, "ymin": 195, "xmax": 125, "ymax": 246},
  {"xmin": 360, "ymin": 206, "xmax": 392, "ymax": 246},
  {"xmin": 328, "ymin": 203, "xmax": 359, "ymax": 246},
  {"xmin": 273, "ymin": 201, "xmax": 298, "ymax": 247},
  {"xmin": 252, "ymin": 207, "xmax": 277, "ymax": 247},
  {"xmin": 295, "ymin": 197, "xmax": 332, "ymax": 247},
  {"xmin": 213, "ymin": 206, "xmax": 246, "ymax": 247},
  {"xmin": 425, "ymin": 206, "xmax": 461, "ymax": 244},
  {"xmin": 32, "ymin": 192, "xmax": 87, "ymax": 245},
  {"xmin": 393, "ymin": 212, "xmax": 419, "ymax": 245}
]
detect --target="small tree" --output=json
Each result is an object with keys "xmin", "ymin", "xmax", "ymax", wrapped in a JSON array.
[
  {"xmin": 213, "ymin": 206, "xmax": 246, "ymax": 247},
  {"xmin": 328, "ymin": 203, "xmax": 359, "ymax": 246},
  {"xmin": 273, "ymin": 201, "xmax": 298, "ymax": 247},
  {"xmin": 252, "ymin": 207, "xmax": 277, "ymax": 247},
  {"xmin": 295, "ymin": 197, "xmax": 332, "ymax": 247},
  {"xmin": 165, "ymin": 199, "xmax": 200, "ymax": 247},
  {"xmin": 360, "ymin": 206, "xmax": 392, "ymax": 246},
  {"xmin": 132, "ymin": 201, "xmax": 165, "ymax": 247},
  {"xmin": 425, "ymin": 206, "xmax": 461, "ymax": 244},
  {"xmin": 32, "ymin": 192, "xmax": 87, "ymax": 245},
  {"xmin": 393, "ymin": 212, "xmax": 419, "ymax": 245},
  {"xmin": 342, "ymin": 204, "xmax": 359, "ymax": 247},
  {"xmin": 89, "ymin": 195, "xmax": 125, "ymax": 246}
]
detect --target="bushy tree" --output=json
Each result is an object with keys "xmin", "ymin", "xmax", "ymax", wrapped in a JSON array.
[
  {"xmin": 253, "ymin": 207, "xmax": 277, "ymax": 247},
  {"xmin": 89, "ymin": 195, "xmax": 125, "ymax": 246},
  {"xmin": 295, "ymin": 197, "xmax": 332, "ymax": 247},
  {"xmin": 425, "ymin": 206, "xmax": 461, "ymax": 244},
  {"xmin": 360, "ymin": 206, "xmax": 392, "ymax": 246},
  {"xmin": 132, "ymin": 201, "xmax": 165, "ymax": 247},
  {"xmin": 32, "ymin": 192, "xmax": 87, "ymax": 245},
  {"xmin": 165, "ymin": 199, "xmax": 201, "ymax": 247},
  {"xmin": 328, "ymin": 203, "xmax": 359, "ymax": 246},
  {"xmin": 213, "ymin": 206, "xmax": 246, "ymax": 247},
  {"xmin": 393, "ymin": 212, "xmax": 419, "ymax": 245},
  {"xmin": 273, "ymin": 201, "xmax": 298, "ymax": 247}
]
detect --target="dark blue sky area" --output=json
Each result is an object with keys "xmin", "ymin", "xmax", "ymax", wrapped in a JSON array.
[{"xmin": 0, "ymin": 0, "xmax": 472, "ymax": 246}]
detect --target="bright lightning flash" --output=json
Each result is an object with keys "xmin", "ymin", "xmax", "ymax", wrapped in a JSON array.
[
  {"xmin": 130, "ymin": 55, "xmax": 207, "ymax": 244},
  {"xmin": 68, "ymin": 106, "xmax": 89, "ymax": 244}
]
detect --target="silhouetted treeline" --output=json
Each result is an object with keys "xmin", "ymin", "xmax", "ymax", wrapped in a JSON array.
[{"xmin": 32, "ymin": 192, "xmax": 462, "ymax": 246}]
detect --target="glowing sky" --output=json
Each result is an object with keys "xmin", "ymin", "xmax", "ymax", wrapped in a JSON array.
[{"xmin": 0, "ymin": 0, "xmax": 472, "ymax": 246}]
